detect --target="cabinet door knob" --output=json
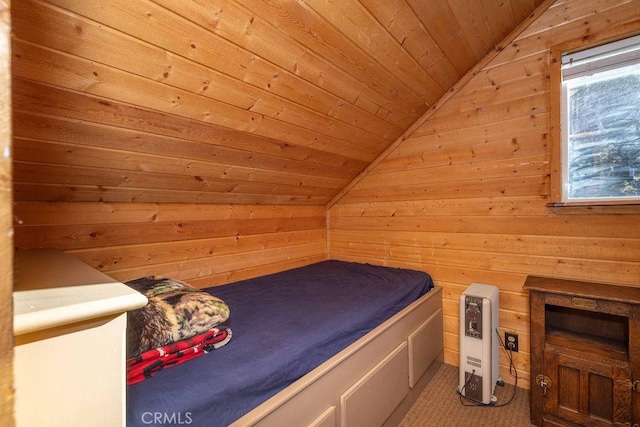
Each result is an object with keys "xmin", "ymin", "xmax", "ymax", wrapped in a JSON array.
[{"xmin": 535, "ymin": 374, "xmax": 552, "ymax": 396}]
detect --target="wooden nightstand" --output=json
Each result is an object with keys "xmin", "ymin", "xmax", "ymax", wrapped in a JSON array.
[{"xmin": 524, "ymin": 275, "xmax": 640, "ymax": 427}]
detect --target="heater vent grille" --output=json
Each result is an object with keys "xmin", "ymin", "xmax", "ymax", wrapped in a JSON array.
[{"xmin": 466, "ymin": 356, "xmax": 482, "ymax": 369}]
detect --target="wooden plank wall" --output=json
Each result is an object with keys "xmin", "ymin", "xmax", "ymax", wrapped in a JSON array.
[
  {"xmin": 0, "ymin": 2, "xmax": 14, "ymax": 425},
  {"xmin": 11, "ymin": 0, "xmax": 332, "ymax": 286},
  {"xmin": 327, "ymin": 0, "xmax": 640, "ymax": 389},
  {"xmin": 8, "ymin": 0, "xmax": 424, "ymax": 207},
  {"xmin": 14, "ymin": 202, "xmax": 326, "ymax": 287}
]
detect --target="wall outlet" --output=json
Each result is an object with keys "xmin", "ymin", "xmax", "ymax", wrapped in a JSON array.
[{"xmin": 505, "ymin": 332, "xmax": 519, "ymax": 352}]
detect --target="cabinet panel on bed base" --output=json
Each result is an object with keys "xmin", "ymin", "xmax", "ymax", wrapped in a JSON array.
[
  {"xmin": 234, "ymin": 286, "xmax": 443, "ymax": 427},
  {"xmin": 309, "ymin": 406, "xmax": 337, "ymax": 427},
  {"xmin": 409, "ymin": 309, "xmax": 443, "ymax": 388},
  {"xmin": 340, "ymin": 343, "xmax": 409, "ymax": 427}
]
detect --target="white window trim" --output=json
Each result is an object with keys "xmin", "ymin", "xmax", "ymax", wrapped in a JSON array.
[{"xmin": 558, "ymin": 35, "xmax": 640, "ymax": 204}]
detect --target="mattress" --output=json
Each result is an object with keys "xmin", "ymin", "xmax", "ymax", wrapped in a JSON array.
[{"xmin": 126, "ymin": 260, "xmax": 434, "ymax": 427}]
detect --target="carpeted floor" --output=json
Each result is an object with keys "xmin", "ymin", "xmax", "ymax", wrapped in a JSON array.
[{"xmin": 399, "ymin": 363, "xmax": 535, "ymax": 427}]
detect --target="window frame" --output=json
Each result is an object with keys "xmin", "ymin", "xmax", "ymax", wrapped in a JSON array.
[{"xmin": 550, "ymin": 33, "xmax": 640, "ymax": 207}]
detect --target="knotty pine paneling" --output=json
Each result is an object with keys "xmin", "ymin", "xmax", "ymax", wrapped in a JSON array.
[
  {"xmin": 10, "ymin": 0, "xmax": 544, "ymax": 206},
  {"xmin": 14, "ymin": 202, "xmax": 326, "ymax": 287},
  {"xmin": 327, "ymin": 0, "xmax": 640, "ymax": 389}
]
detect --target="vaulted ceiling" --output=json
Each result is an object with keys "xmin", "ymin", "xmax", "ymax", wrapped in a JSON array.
[{"xmin": 12, "ymin": 0, "xmax": 546, "ymax": 205}]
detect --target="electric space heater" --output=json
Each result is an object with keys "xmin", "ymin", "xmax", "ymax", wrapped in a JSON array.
[{"xmin": 458, "ymin": 283, "xmax": 500, "ymax": 404}]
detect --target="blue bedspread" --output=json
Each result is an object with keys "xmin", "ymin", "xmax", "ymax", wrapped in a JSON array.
[{"xmin": 126, "ymin": 260, "xmax": 433, "ymax": 427}]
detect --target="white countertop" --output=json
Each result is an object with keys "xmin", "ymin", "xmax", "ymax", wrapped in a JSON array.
[{"xmin": 13, "ymin": 249, "xmax": 148, "ymax": 336}]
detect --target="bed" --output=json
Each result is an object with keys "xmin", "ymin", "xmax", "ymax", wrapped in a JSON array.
[{"xmin": 126, "ymin": 260, "xmax": 443, "ymax": 427}]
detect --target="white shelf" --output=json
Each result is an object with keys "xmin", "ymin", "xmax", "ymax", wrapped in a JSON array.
[
  {"xmin": 13, "ymin": 249, "xmax": 148, "ymax": 427},
  {"xmin": 13, "ymin": 249, "xmax": 147, "ymax": 335}
]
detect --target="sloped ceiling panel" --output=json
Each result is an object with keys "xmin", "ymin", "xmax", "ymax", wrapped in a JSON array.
[{"xmin": 12, "ymin": 0, "xmax": 545, "ymax": 205}]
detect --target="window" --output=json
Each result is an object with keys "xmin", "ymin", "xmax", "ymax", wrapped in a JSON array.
[{"xmin": 559, "ymin": 35, "xmax": 640, "ymax": 204}]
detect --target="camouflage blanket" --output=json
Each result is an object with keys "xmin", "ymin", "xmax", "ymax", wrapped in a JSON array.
[{"xmin": 125, "ymin": 277, "xmax": 230, "ymax": 358}]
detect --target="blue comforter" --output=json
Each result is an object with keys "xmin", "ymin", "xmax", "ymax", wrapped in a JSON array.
[{"xmin": 127, "ymin": 260, "xmax": 433, "ymax": 427}]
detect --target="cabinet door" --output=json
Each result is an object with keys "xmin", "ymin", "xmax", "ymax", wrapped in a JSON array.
[
  {"xmin": 629, "ymin": 305, "xmax": 640, "ymax": 425},
  {"xmin": 544, "ymin": 350, "xmax": 632, "ymax": 426}
]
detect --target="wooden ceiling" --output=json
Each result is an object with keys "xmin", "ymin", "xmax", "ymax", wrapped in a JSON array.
[{"xmin": 12, "ymin": 0, "xmax": 546, "ymax": 206}]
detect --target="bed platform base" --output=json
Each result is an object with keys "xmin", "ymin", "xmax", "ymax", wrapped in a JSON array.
[{"xmin": 232, "ymin": 286, "xmax": 443, "ymax": 427}]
